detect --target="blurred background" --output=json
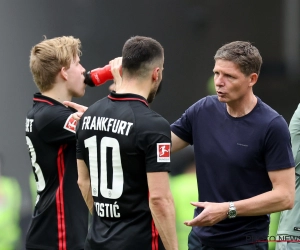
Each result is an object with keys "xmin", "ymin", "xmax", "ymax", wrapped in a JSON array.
[{"xmin": 0, "ymin": 0, "xmax": 299, "ymax": 249}]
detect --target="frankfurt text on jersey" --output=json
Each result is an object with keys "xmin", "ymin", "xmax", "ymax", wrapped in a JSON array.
[{"xmin": 81, "ymin": 116, "xmax": 133, "ymax": 136}]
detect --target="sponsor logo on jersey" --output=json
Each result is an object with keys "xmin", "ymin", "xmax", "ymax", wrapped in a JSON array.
[
  {"xmin": 63, "ymin": 115, "xmax": 77, "ymax": 133},
  {"xmin": 157, "ymin": 143, "xmax": 170, "ymax": 162}
]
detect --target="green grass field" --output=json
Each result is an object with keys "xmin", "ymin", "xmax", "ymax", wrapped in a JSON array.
[{"xmin": 269, "ymin": 212, "xmax": 280, "ymax": 250}]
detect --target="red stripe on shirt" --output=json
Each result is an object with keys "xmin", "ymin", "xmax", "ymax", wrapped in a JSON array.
[
  {"xmin": 107, "ymin": 95, "xmax": 149, "ymax": 107},
  {"xmin": 33, "ymin": 98, "xmax": 54, "ymax": 105},
  {"xmin": 149, "ymin": 192, "xmax": 159, "ymax": 250},
  {"xmin": 56, "ymin": 145, "xmax": 67, "ymax": 250},
  {"xmin": 152, "ymin": 219, "xmax": 159, "ymax": 250}
]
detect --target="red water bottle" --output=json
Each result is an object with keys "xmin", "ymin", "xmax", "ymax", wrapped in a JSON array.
[{"xmin": 84, "ymin": 65, "xmax": 113, "ymax": 87}]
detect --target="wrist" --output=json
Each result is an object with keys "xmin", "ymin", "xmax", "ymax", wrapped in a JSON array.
[{"xmin": 227, "ymin": 201, "xmax": 237, "ymax": 219}]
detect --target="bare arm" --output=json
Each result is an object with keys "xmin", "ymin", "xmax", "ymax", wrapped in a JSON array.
[
  {"xmin": 147, "ymin": 172, "xmax": 178, "ymax": 250},
  {"xmin": 171, "ymin": 132, "xmax": 189, "ymax": 153},
  {"xmin": 77, "ymin": 159, "xmax": 94, "ymax": 214},
  {"xmin": 184, "ymin": 167, "xmax": 295, "ymax": 227},
  {"xmin": 235, "ymin": 167, "xmax": 295, "ymax": 215},
  {"xmin": 109, "ymin": 57, "xmax": 122, "ymax": 91}
]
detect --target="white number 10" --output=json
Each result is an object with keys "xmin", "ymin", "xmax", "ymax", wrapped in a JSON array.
[{"xmin": 84, "ymin": 136, "xmax": 124, "ymax": 199}]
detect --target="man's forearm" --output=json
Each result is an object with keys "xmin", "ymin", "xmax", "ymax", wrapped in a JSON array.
[
  {"xmin": 235, "ymin": 188, "xmax": 294, "ymax": 217},
  {"xmin": 149, "ymin": 196, "xmax": 178, "ymax": 250},
  {"xmin": 235, "ymin": 168, "xmax": 295, "ymax": 216},
  {"xmin": 77, "ymin": 160, "xmax": 94, "ymax": 214},
  {"xmin": 78, "ymin": 181, "xmax": 94, "ymax": 214}
]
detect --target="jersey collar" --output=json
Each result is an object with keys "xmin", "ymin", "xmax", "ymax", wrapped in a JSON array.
[
  {"xmin": 33, "ymin": 93, "xmax": 56, "ymax": 105},
  {"xmin": 108, "ymin": 92, "xmax": 149, "ymax": 107},
  {"xmin": 32, "ymin": 93, "xmax": 76, "ymax": 111}
]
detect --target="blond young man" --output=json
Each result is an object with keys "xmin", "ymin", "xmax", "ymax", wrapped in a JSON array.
[{"xmin": 25, "ymin": 36, "xmax": 89, "ymax": 250}]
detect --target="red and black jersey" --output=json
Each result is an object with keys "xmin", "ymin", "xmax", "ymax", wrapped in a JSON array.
[
  {"xmin": 76, "ymin": 92, "xmax": 171, "ymax": 250},
  {"xmin": 25, "ymin": 93, "xmax": 89, "ymax": 250}
]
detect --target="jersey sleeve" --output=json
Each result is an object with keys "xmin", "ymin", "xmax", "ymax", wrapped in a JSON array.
[
  {"xmin": 138, "ymin": 118, "xmax": 171, "ymax": 173},
  {"xmin": 35, "ymin": 106, "xmax": 77, "ymax": 144},
  {"xmin": 264, "ymin": 115, "xmax": 295, "ymax": 171}
]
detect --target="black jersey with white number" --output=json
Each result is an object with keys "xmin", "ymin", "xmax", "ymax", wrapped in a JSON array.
[
  {"xmin": 25, "ymin": 93, "xmax": 88, "ymax": 250},
  {"xmin": 76, "ymin": 92, "xmax": 171, "ymax": 250}
]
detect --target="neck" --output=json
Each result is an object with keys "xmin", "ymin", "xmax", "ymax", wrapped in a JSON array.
[
  {"xmin": 116, "ymin": 78, "xmax": 152, "ymax": 100},
  {"xmin": 41, "ymin": 83, "xmax": 72, "ymax": 104},
  {"xmin": 226, "ymin": 94, "xmax": 257, "ymax": 118}
]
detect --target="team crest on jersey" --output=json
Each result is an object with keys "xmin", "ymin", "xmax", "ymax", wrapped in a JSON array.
[
  {"xmin": 63, "ymin": 114, "xmax": 77, "ymax": 133},
  {"xmin": 157, "ymin": 143, "xmax": 170, "ymax": 162}
]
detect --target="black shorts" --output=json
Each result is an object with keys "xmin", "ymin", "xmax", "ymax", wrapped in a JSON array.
[{"xmin": 187, "ymin": 230, "xmax": 268, "ymax": 250}]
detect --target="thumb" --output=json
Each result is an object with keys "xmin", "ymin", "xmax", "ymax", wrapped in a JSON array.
[{"xmin": 190, "ymin": 201, "xmax": 205, "ymax": 208}]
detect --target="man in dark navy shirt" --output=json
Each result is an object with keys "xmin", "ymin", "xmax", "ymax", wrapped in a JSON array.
[{"xmin": 171, "ymin": 41, "xmax": 295, "ymax": 249}]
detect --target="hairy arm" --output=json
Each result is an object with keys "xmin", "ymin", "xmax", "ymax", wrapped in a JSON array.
[
  {"xmin": 147, "ymin": 172, "xmax": 178, "ymax": 250},
  {"xmin": 77, "ymin": 159, "xmax": 93, "ymax": 214},
  {"xmin": 235, "ymin": 167, "xmax": 295, "ymax": 216},
  {"xmin": 185, "ymin": 167, "xmax": 295, "ymax": 227}
]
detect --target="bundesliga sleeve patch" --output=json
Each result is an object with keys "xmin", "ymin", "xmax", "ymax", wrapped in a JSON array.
[
  {"xmin": 157, "ymin": 143, "xmax": 171, "ymax": 162},
  {"xmin": 63, "ymin": 114, "xmax": 77, "ymax": 133}
]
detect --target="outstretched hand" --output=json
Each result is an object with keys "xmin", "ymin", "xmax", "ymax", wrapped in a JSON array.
[
  {"xmin": 63, "ymin": 101, "xmax": 88, "ymax": 121},
  {"xmin": 184, "ymin": 201, "xmax": 228, "ymax": 227}
]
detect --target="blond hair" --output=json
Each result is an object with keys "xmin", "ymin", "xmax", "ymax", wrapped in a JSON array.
[{"xmin": 29, "ymin": 36, "xmax": 82, "ymax": 92}]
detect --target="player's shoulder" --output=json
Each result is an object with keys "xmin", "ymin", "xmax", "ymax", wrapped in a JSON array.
[
  {"xmin": 82, "ymin": 97, "xmax": 108, "ymax": 115},
  {"xmin": 135, "ymin": 108, "xmax": 170, "ymax": 132},
  {"xmin": 29, "ymin": 94, "xmax": 69, "ymax": 117},
  {"xmin": 33, "ymin": 102, "xmax": 72, "ymax": 121},
  {"xmin": 28, "ymin": 101, "xmax": 75, "ymax": 134}
]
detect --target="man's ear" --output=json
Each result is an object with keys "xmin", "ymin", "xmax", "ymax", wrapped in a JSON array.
[
  {"xmin": 249, "ymin": 73, "xmax": 258, "ymax": 87},
  {"xmin": 152, "ymin": 67, "xmax": 159, "ymax": 81},
  {"xmin": 60, "ymin": 67, "xmax": 68, "ymax": 81}
]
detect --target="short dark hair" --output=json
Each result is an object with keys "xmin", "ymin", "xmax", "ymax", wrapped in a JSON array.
[
  {"xmin": 122, "ymin": 36, "xmax": 164, "ymax": 77},
  {"xmin": 214, "ymin": 41, "xmax": 262, "ymax": 76}
]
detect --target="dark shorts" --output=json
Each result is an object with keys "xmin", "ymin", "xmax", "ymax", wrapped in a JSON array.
[
  {"xmin": 188, "ymin": 229, "xmax": 202, "ymax": 250},
  {"xmin": 188, "ymin": 229, "xmax": 268, "ymax": 250}
]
